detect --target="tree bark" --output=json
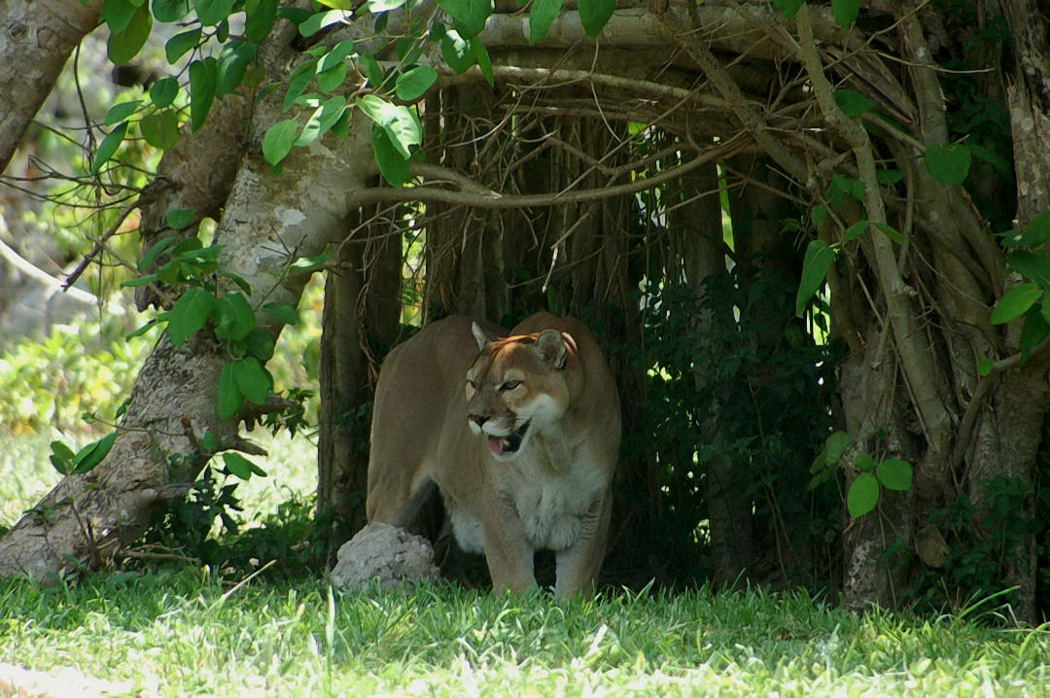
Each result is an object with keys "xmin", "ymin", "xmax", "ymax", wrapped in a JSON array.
[
  {"xmin": 0, "ymin": 0, "xmax": 102, "ymax": 175},
  {"xmin": 317, "ymin": 210, "xmax": 401, "ymax": 568},
  {"xmin": 0, "ymin": 18, "xmax": 379, "ymax": 578}
]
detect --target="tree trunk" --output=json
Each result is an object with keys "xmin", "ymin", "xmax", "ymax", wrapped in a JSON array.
[
  {"xmin": 0, "ymin": 19, "xmax": 379, "ymax": 577},
  {"xmin": 0, "ymin": 0, "xmax": 102, "ymax": 174},
  {"xmin": 990, "ymin": 0, "xmax": 1050, "ymax": 622},
  {"xmin": 317, "ymin": 210, "xmax": 401, "ymax": 568}
]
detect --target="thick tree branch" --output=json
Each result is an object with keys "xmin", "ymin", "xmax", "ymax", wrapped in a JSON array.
[{"xmin": 0, "ymin": 0, "xmax": 102, "ymax": 174}]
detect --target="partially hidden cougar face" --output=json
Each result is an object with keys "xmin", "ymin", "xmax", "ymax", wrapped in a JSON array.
[{"xmin": 465, "ymin": 323, "xmax": 573, "ymax": 461}]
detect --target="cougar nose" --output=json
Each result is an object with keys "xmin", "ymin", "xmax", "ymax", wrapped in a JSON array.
[{"xmin": 469, "ymin": 414, "xmax": 488, "ymax": 427}]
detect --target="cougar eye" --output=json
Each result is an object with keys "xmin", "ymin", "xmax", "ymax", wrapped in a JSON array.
[{"xmin": 499, "ymin": 380, "xmax": 522, "ymax": 392}]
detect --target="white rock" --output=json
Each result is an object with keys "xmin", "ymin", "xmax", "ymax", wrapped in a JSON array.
[{"xmin": 330, "ymin": 522, "xmax": 439, "ymax": 592}]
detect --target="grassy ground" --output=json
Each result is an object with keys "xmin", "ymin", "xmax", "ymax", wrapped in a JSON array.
[
  {"xmin": 1, "ymin": 573, "xmax": 1048, "ymax": 697},
  {"xmin": 2, "ymin": 436, "xmax": 1050, "ymax": 696}
]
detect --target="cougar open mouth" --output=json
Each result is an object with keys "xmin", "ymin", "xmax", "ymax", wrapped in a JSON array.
[{"xmin": 487, "ymin": 420, "xmax": 531, "ymax": 456}]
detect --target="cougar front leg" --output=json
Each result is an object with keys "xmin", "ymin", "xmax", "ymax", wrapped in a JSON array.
[
  {"xmin": 554, "ymin": 492, "xmax": 611, "ymax": 598},
  {"xmin": 482, "ymin": 501, "xmax": 536, "ymax": 594}
]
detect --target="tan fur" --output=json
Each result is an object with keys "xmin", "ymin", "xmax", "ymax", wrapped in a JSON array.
[{"xmin": 366, "ymin": 312, "xmax": 621, "ymax": 597}]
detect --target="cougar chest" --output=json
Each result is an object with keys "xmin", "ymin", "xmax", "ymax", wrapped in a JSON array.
[{"xmin": 499, "ymin": 437, "xmax": 606, "ymax": 551}]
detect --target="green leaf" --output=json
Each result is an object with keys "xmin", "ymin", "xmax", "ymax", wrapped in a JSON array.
[
  {"xmin": 876, "ymin": 458, "xmax": 913, "ymax": 492},
  {"xmin": 245, "ymin": 0, "xmax": 279, "ymax": 43},
  {"xmin": 386, "ymin": 106, "xmax": 422, "ymax": 159},
  {"xmin": 976, "ymin": 357, "xmax": 995, "ymax": 377},
  {"xmin": 214, "ymin": 291, "xmax": 256, "ymax": 341},
  {"xmin": 990, "ymin": 283, "xmax": 1042, "ymax": 325},
  {"xmin": 319, "ymin": 40, "xmax": 356, "ymax": 73},
  {"xmin": 772, "ymin": 0, "xmax": 805, "ymax": 18},
  {"xmin": 262, "ymin": 118, "xmax": 300, "ymax": 166},
  {"xmin": 283, "ymin": 58, "xmax": 319, "ymax": 111},
  {"xmin": 472, "ymin": 38, "xmax": 493, "ymax": 86},
  {"xmin": 299, "ymin": 9, "xmax": 347, "ymax": 36},
  {"xmin": 395, "ymin": 65, "xmax": 438, "ymax": 102},
  {"xmin": 217, "ymin": 362, "xmax": 243, "ymax": 419},
  {"xmin": 834, "ymin": 89, "xmax": 875, "ymax": 117},
  {"xmin": 222, "ymin": 452, "xmax": 267, "ymax": 479},
  {"xmin": 357, "ymin": 53, "xmax": 385, "ymax": 87},
  {"xmin": 830, "ymin": 173, "xmax": 865, "ymax": 202},
  {"xmin": 90, "ymin": 122, "xmax": 128, "ymax": 174},
  {"xmin": 49, "ymin": 441, "xmax": 78, "ymax": 475},
  {"xmin": 288, "ymin": 252, "xmax": 331, "ymax": 273},
  {"xmin": 876, "ymin": 169, "xmax": 903, "ymax": 185},
  {"xmin": 217, "ymin": 42, "xmax": 256, "ymax": 98},
  {"xmin": 108, "ymin": 3, "xmax": 152, "ymax": 65},
  {"xmin": 316, "ymin": 62, "xmax": 348, "ymax": 93},
  {"xmin": 357, "ymin": 97, "xmax": 422, "ymax": 159},
  {"xmin": 153, "ymin": 0, "xmax": 191, "ymax": 22},
  {"xmin": 243, "ymin": 328, "xmax": 276, "ymax": 361},
  {"xmin": 1007, "ymin": 251, "xmax": 1050, "ymax": 288},
  {"xmin": 854, "ymin": 452, "xmax": 875, "ymax": 472},
  {"xmin": 167, "ymin": 287, "xmax": 215, "ymax": 345},
  {"xmin": 220, "ymin": 271, "xmax": 252, "ymax": 295},
  {"xmin": 825, "ymin": 431, "xmax": 852, "ymax": 467},
  {"xmin": 1002, "ymin": 210, "xmax": 1050, "ymax": 248},
  {"xmin": 371, "ymin": 126, "xmax": 411, "ymax": 186},
  {"xmin": 166, "ymin": 208, "xmax": 196, "ymax": 230},
  {"xmin": 847, "ymin": 472, "xmax": 880, "ymax": 518},
  {"xmin": 295, "ymin": 96, "xmax": 348, "ymax": 147},
  {"xmin": 441, "ymin": 29, "xmax": 475, "ymax": 73},
  {"xmin": 925, "ymin": 143, "xmax": 972, "ymax": 186},
  {"xmin": 138, "ymin": 237, "xmax": 178, "ymax": 272},
  {"xmin": 141, "ymin": 110, "xmax": 181, "ymax": 150},
  {"xmin": 149, "ymin": 78, "xmax": 180, "ymax": 108},
  {"xmin": 165, "ymin": 28, "xmax": 201, "ymax": 63},
  {"xmin": 831, "ymin": 0, "xmax": 859, "ymax": 27},
  {"xmin": 122, "ymin": 275, "xmax": 159, "ymax": 290},
  {"xmin": 315, "ymin": 0, "xmax": 353, "ymax": 9},
  {"xmin": 437, "ymin": 0, "xmax": 493, "ymax": 38},
  {"xmin": 807, "ymin": 470, "xmax": 834, "ymax": 491},
  {"xmin": 73, "ymin": 432, "xmax": 118, "ymax": 474},
  {"xmin": 233, "ymin": 356, "xmax": 272, "ymax": 404},
  {"xmin": 578, "ymin": 0, "xmax": 614, "ymax": 38},
  {"xmin": 262, "ymin": 302, "xmax": 298, "ymax": 325},
  {"xmin": 193, "ymin": 0, "xmax": 236, "ymax": 26},
  {"xmin": 104, "ymin": 0, "xmax": 138, "ymax": 34},
  {"xmin": 529, "ymin": 0, "xmax": 564, "ymax": 43},
  {"xmin": 105, "ymin": 100, "xmax": 142, "ymax": 126},
  {"xmin": 189, "ymin": 57, "xmax": 218, "ymax": 132},
  {"xmin": 369, "ymin": 0, "xmax": 408, "ymax": 10},
  {"xmin": 844, "ymin": 221, "xmax": 868, "ymax": 242},
  {"xmin": 1020, "ymin": 309, "xmax": 1050, "ymax": 357},
  {"xmin": 795, "ymin": 239, "xmax": 836, "ymax": 317},
  {"xmin": 874, "ymin": 222, "xmax": 906, "ymax": 245},
  {"xmin": 811, "ymin": 204, "xmax": 828, "ymax": 227}
]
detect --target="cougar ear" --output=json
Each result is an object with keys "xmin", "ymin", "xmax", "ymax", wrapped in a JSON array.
[
  {"xmin": 471, "ymin": 321, "xmax": 492, "ymax": 351},
  {"xmin": 536, "ymin": 329, "xmax": 572, "ymax": 369}
]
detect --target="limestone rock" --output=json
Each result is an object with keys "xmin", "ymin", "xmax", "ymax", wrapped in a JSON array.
[{"xmin": 330, "ymin": 522, "xmax": 439, "ymax": 592}]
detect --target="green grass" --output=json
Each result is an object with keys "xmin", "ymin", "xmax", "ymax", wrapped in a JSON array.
[
  {"xmin": 2, "ymin": 438, "xmax": 1049, "ymax": 696},
  {"xmin": 1, "ymin": 573, "xmax": 1048, "ymax": 696}
]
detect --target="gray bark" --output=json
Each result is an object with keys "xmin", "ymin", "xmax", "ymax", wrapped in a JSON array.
[
  {"xmin": 0, "ymin": 0, "xmax": 102, "ymax": 174},
  {"xmin": 0, "ymin": 15, "xmax": 378, "ymax": 577}
]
